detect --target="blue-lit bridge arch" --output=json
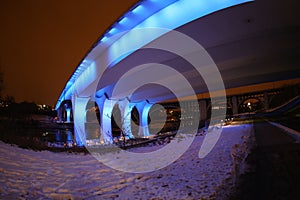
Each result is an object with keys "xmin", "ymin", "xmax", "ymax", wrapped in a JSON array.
[{"xmin": 56, "ymin": 0, "xmax": 300, "ymax": 146}]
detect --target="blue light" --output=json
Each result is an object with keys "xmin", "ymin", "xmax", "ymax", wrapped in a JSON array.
[
  {"xmin": 101, "ymin": 36, "xmax": 108, "ymax": 42},
  {"xmin": 72, "ymin": 96, "xmax": 90, "ymax": 146},
  {"xmin": 141, "ymin": 103, "xmax": 152, "ymax": 136},
  {"xmin": 134, "ymin": 101, "xmax": 153, "ymax": 137},
  {"xmin": 108, "ymin": 0, "xmax": 252, "ymax": 67},
  {"xmin": 66, "ymin": 108, "xmax": 71, "ymax": 122},
  {"xmin": 108, "ymin": 28, "xmax": 118, "ymax": 35},
  {"xmin": 101, "ymin": 99, "xmax": 117, "ymax": 144},
  {"xmin": 132, "ymin": 4, "xmax": 144, "ymax": 14},
  {"xmin": 119, "ymin": 17, "xmax": 129, "ymax": 25},
  {"xmin": 56, "ymin": 0, "xmax": 253, "ymax": 111},
  {"xmin": 109, "ymin": 51, "xmax": 133, "ymax": 68}
]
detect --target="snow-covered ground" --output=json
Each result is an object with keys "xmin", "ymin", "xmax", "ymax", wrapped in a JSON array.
[{"xmin": 0, "ymin": 124, "xmax": 253, "ymax": 200}]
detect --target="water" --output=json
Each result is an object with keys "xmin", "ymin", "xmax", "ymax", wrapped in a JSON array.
[
  {"xmin": 43, "ymin": 129, "xmax": 73, "ymax": 143},
  {"xmin": 41, "ymin": 129, "xmax": 74, "ymax": 147},
  {"xmin": 42, "ymin": 125, "xmax": 101, "ymax": 147}
]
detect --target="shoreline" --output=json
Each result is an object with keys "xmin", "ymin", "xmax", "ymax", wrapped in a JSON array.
[{"xmin": 0, "ymin": 124, "xmax": 253, "ymax": 199}]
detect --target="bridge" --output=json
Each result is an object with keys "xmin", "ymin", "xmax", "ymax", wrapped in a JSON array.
[
  {"xmin": 162, "ymin": 79, "xmax": 300, "ymax": 120},
  {"xmin": 55, "ymin": 0, "xmax": 299, "ymax": 146}
]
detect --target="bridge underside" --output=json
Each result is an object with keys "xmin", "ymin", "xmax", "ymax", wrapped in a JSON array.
[
  {"xmin": 56, "ymin": 0, "xmax": 299, "ymax": 146},
  {"xmin": 97, "ymin": 0, "xmax": 299, "ymax": 101}
]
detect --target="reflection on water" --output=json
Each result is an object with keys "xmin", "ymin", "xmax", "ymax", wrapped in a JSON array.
[
  {"xmin": 43, "ymin": 124, "xmax": 102, "ymax": 147},
  {"xmin": 43, "ymin": 129, "xmax": 74, "ymax": 146},
  {"xmin": 43, "ymin": 122, "xmax": 170, "ymax": 147}
]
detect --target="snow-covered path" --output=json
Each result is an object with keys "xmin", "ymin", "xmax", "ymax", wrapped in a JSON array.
[{"xmin": 0, "ymin": 124, "xmax": 252, "ymax": 200}]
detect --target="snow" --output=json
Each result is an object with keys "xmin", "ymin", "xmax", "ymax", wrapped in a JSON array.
[{"xmin": 0, "ymin": 124, "xmax": 253, "ymax": 199}]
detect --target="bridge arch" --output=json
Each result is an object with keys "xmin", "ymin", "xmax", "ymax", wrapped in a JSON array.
[
  {"xmin": 55, "ymin": 0, "xmax": 300, "ymax": 147},
  {"xmin": 57, "ymin": 100, "xmax": 73, "ymax": 123}
]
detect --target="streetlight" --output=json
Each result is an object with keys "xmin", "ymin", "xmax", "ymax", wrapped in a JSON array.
[{"xmin": 247, "ymin": 102, "xmax": 251, "ymax": 118}]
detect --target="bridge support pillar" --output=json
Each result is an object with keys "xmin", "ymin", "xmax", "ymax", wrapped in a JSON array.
[
  {"xmin": 232, "ymin": 96, "xmax": 238, "ymax": 115},
  {"xmin": 66, "ymin": 107, "xmax": 72, "ymax": 123},
  {"xmin": 135, "ymin": 101, "xmax": 153, "ymax": 137},
  {"xmin": 72, "ymin": 96, "xmax": 89, "ymax": 146},
  {"xmin": 100, "ymin": 99, "xmax": 117, "ymax": 144},
  {"xmin": 118, "ymin": 99, "xmax": 134, "ymax": 139}
]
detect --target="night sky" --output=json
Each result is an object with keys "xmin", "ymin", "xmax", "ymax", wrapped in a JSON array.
[{"xmin": 0, "ymin": 0, "xmax": 138, "ymax": 106}]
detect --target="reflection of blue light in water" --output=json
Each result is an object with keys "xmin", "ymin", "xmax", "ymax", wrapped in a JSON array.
[
  {"xmin": 53, "ymin": 129, "xmax": 73, "ymax": 143},
  {"xmin": 66, "ymin": 130, "xmax": 73, "ymax": 141}
]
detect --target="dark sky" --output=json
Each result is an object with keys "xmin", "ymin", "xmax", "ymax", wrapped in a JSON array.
[{"xmin": 0, "ymin": 0, "xmax": 138, "ymax": 106}]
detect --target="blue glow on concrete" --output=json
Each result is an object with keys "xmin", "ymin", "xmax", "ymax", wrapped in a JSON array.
[
  {"xmin": 106, "ymin": 0, "xmax": 252, "ymax": 68},
  {"xmin": 98, "ymin": 0, "xmax": 179, "ymax": 47},
  {"xmin": 119, "ymin": 17, "xmax": 129, "ymax": 25},
  {"xmin": 100, "ymin": 36, "xmax": 108, "ymax": 43},
  {"xmin": 108, "ymin": 28, "xmax": 118, "ymax": 36},
  {"xmin": 118, "ymin": 100, "xmax": 134, "ymax": 139},
  {"xmin": 108, "ymin": 51, "xmax": 134, "ymax": 68},
  {"xmin": 72, "ymin": 96, "xmax": 90, "ymax": 146},
  {"xmin": 55, "ymin": 58, "xmax": 95, "ymax": 110},
  {"xmin": 68, "ymin": 61, "xmax": 98, "ymax": 98},
  {"xmin": 134, "ymin": 101, "xmax": 153, "ymax": 137},
  {"xmin": 141, "ymin": 103, "xmax": 152, "ymax": 136},
  {"xmin": 55, "ymin": 0, "xmax": 252, "ymax": 144},
  {"xmin": 55, "ymin": 0, "xmax": 253, "ymax": 109},
  {"xmin": 101, "ymin": 99, "xmax": 117, "ymax": 144},
  {"xmin": 55, "ymin": 0, "xmax": 252, "ymax": 109},
  {"xmin": 66, "ymin": 108, "xmax": 71, "ymax": 122},
  {"xmin": 132, "ymin": 4, "xmax": 144, "ymax": 14}
]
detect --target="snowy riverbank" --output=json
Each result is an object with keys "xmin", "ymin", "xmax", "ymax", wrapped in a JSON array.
[{"xmin": 0, "ymin": 124, "xmax": 253, "ymax": 200}]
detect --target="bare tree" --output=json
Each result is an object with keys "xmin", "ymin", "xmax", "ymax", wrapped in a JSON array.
[{"xmin": 4, "ymin": 95, "xmax": 15, "ymax": 105}]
